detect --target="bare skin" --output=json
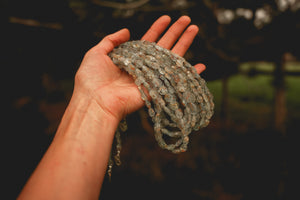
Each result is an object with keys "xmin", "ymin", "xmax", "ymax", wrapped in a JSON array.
[{"xmin": 18, "ymin": 15, "xmax": 206, "ymax": 200}]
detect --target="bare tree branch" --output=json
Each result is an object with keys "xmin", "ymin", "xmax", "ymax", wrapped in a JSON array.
[
  {"xmin": 139, "ymin": 2, "xmax": 196, "ymax": 12},
  {"xmin": 91, "ymin": 0, "xmax": 150, "ymax": 9},
  {"xmin": 197, "ymin": 31, "xmax": 239, "ymax": 63},
  {"xmin": 91, "ymin": 0, "xmax": 195, "ymax": 12},
  {"xmin": 9, "ymin": 16, "xmax": 63, "ymax": 30}
]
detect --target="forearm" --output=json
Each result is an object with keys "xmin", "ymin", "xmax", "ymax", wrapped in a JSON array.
[{"xmin": 18, "ymin": 91, "xmax": 120, "ymax": 200}]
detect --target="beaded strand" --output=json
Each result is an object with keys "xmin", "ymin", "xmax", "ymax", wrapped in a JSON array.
[{"xmin": 107, "ymin": 40, "xmax": 214, "ymax": 178}]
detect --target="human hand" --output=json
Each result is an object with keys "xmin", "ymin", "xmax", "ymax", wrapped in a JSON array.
[{"xmin": 74, "ymin": 15, "xmax": 206, "ymax": 121}]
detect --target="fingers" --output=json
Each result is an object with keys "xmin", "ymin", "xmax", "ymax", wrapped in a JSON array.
[
  {"xmin": 141, "ymin": 15, "xmax": 171, "ymax": 42},
  {"xmin": 157, "ymin": 16, "xmax": 191, "ymax": 49},
  {"xmin": 171, "ymin": 25, "xmax": 199, "ymax": 56},
  {"xmin": 140, "ymin": 16, "xmax": 206, "ymax": 75},
  {"xmin": 96, "ymin": 28, "xmax": 130, "ymax": 54},
  {"xmin": 194, "ymin": 63, "xmax": 206, "ymax": 74}
]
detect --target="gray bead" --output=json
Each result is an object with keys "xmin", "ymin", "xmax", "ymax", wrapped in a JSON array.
[
  {"xmin": 148, "ymin": 108, "xmax": 155, "ymax": 117},
  {"xmin": 108, "ymin": 40, "xmax": 214, "ymax": 166}
]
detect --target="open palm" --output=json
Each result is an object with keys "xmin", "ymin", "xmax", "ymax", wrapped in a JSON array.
[{"xmin": 75, "ymin": 15, "xmax": 206, "ymax": 121}]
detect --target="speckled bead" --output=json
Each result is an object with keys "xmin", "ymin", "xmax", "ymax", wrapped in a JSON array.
[{"xmin": 109, "ymin": 40, "xmax": 214, "ymax": 155}]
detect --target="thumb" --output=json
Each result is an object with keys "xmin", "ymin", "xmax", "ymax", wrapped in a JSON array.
[{"xmin": 96, "ymin": 28, "xmax": 130, "ymax": 54}]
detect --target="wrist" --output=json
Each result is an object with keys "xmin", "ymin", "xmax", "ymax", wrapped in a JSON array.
[{"xmin": 56, "ymin": 90, "xmax": 120, "ymax": 141}]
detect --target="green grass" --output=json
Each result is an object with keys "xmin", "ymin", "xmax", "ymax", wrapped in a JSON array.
[
  {"xmin": 228, "ymin": 74, "xmax": 274, "ymax": 103},
  {"xmin": 207, "ymin": 62, "xmax": 300, "ymax": 129},
  {"xmin": 239, "ymin": 61, "xmax": 300, "ymax": 73},
  {"xmin": 206, "ymin": 80, "xmax": 222, "ymax": 115},
  {"xmin": 286, "ymin": 76, "xmax": 300, "ymax": 120},
  {"xmin": 286, "ymin": 62, "xmax": 300, "ymax": 72},
  {"xmin": 229, "ymin": 74, "xmax": 273, "ymax": 123},
  {"xmin": 239, "ymin": 62, "xmax": 274, "ymax": 73}
]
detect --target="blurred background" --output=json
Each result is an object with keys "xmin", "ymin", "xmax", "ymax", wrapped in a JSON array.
[{"xmin": 1, "ymin": 0, "xmax": 296, "ymax": 199}]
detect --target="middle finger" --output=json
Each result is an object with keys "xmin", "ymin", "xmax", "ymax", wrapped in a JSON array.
[{"xmin": 157, "ymin": 16, "xmax": 191, "ymax": 49}]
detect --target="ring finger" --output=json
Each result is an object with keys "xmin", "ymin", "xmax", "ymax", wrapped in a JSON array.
[{"xmin": 171, "ymin": 24, "xmax": 199, "ymax": 56}]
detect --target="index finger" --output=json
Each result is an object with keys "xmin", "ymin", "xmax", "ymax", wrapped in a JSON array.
[
  {"xmin": 141, "ymin": 15, "xmax": 171, "ymax": 42},
  {"xmin": 96, "ymin": 28, "xmax": 130, "ymax": 54}
]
